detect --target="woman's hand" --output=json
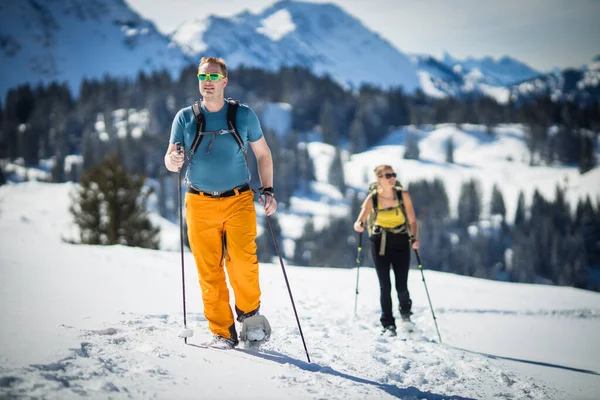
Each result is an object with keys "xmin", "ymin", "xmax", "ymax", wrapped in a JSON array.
[
  {"xmin": 412, "ymin": 240, "xmax": 420, "ymax": 250},
  {"xmin": 353, "ymin": 221, "xmax": 364, "ymax": 233}
]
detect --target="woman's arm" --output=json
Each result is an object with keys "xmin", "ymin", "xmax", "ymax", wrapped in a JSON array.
[
  {"xmin": 401, "ymin": 190, "xmax": 420, "ymax": 249},
  {"xmin": 353, "ymin": 194, "xmax": 373, "ymax": 232}
]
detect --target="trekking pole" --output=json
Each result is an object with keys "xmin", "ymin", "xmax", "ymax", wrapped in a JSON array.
[
  {"xmin": 353, "ymin": 232, "xmax": 363, "ymax": 316},
  {"xmin": 176, "ymin": 143, "xmax": 192, "ymax": 344},
  {"xmin": 412, "ymin": 243, "xmax": 442, "ymax": 343},
  {"xmin": 264, "ymin": 200, "xmax": 311, "ymax": 363}
]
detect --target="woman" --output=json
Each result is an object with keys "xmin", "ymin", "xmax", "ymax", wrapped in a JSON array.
[{"xmin": 353, "ymin": 165, "xmax": 420, "ymax": 336}]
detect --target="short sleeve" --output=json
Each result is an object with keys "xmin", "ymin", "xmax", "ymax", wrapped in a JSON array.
[
  {"xmin": 169, "ymin": 109, "xmax": 186, "ymax": 145},
  {"xmin": 246, "ymin": 107, "xmax": 264, "ymax": 143}
]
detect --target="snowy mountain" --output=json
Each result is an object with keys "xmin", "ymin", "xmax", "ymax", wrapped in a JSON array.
[
  {"xmin": 0, "ymin": 0, "xmax": 593, "ymax": 105},
  {"xmin": 511, "ymin": 56, "xmax": 600, "ymax": 104},
  {"xmin": 169, "ymin": 0, "xmax": 547, "ymax": 101},
  {"xmin": 1, "ymin": 181, "xmax": 600, "ymax": 399},
  {"xmin": 0, "ymin": 0, "xmax": 553, "ymax": 103},
  {"xmin": 410, "ymin": 53, "xmax": 542, "ymax": 103},
  {"xmin": 0, "ymin": 0, "xmax": 191, "ymax": 97},
  {"xmin": 441, "ymin": 53, "xmax": 541, "ymax": 86},
  {"xmin": 170, "ymin": 1, "xmax": 421, "ymax": 92}
]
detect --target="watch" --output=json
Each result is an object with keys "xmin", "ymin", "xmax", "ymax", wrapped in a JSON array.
[{"xmin": 259, "ymin": 187, "xmax": 274, "ymax": 196}]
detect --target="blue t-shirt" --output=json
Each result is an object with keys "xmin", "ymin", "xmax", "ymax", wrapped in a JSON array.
[{"xmin": 169, "ymin": 100, "xmax": 263, "ymax": 192}]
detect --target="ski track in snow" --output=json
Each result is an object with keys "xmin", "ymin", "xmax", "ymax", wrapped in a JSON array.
[{"xmin": 0, "ymin": 310, "xmax": 563, "ymax": 399}]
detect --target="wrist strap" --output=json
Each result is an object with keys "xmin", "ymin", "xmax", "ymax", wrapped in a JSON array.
[{"xmin": 259, "ymin": 186, "xmax": 274, "ymax": 196}]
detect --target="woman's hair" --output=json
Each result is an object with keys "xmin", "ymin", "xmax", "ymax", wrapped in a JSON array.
[
  {"xmin": 373, "ymin": 165, "xmax": 393, "ymax": 178},
  {"xmin": 198, "ymin": 57, "xmax": 228, "ymax": 77}
]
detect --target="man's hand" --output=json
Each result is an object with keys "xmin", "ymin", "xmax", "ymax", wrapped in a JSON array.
[
  {"xmin": 259, "ymin": 194, "xmax": 277, "ymax": 216},
  {"xmin": 168, "ymin": 149, "xmax": 184, "ymax": 171}
]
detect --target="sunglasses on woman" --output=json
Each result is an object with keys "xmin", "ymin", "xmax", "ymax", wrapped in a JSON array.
[
  {"xmin": 379, "ymin": 173, "xmax": 397, "ymax": 179},
  {"xmin": 197, "ymin": 73, "xmax": 225, "ymax": 82}
]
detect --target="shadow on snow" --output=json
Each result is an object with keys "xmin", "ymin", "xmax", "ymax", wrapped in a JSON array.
[{"xmin": 189, "ymin": 344, "xmax": 475, "ymax": 400}]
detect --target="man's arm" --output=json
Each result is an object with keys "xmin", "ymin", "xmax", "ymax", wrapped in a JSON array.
[
  {"xmin": 165, "ymin": 110, "xmax": 185, "ymax": 172},
  {"xmin": 249, "ymin": 137, "xmax": 277, "ymax": 215},
  {"xmin": 249, "ymin": 137, "xmax": 273, "ymax": 188}
]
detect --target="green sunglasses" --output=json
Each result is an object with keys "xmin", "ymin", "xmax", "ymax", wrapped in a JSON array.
[{"xmin": 197, "ymin": 73, "xmax": 225, "ymax": 82}]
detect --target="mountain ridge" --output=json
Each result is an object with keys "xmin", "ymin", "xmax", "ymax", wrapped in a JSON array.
[{"xmin": 3, "ymin": 0, "xmax": 598, "ymax": 103}]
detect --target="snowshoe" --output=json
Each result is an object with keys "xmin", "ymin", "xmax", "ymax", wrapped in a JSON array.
[
  {"xmin": 400, "ymin": 313, "xmax": 415, "ymax": 333},
  {"xmin": 207, "ymin": 334, "xmax": 238, "ymax": 349},
  {"xmin": 380, "ymin": 325, "xmax": 397, "ymax": 337},
  {"xmin": 240, "ymin": 314, "xmax": 271, "ymax": 346}
]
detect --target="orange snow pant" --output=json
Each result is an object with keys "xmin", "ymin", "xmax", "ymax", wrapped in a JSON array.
[{"xmin": 185, "ymin": 188, "xmax": 261, "ymax": 339}]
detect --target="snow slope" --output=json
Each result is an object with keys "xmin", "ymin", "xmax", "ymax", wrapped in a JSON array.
[{"xmin": 1, "ymin": 182, "xmax": 599, "ymax": 399}]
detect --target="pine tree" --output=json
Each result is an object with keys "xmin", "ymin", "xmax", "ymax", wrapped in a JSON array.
[
  {"xmin": 70, "ymin": 153, "xmax": 159, "ymax": 249},
  {"xmin": 445, "ymin": 136, "xmax": 455, "ymax": 164},
  {"xmin": 490, "ymin": 184, "xmax": 506, "ymax": 221},
  {"xmin": 552, "ymin": 184, "xmax": 571, "ymax": 235},
  {"xmin": 0, "ymin": 165, "xmax": 6, "ymax": 186},
  {"xmin": 296, "ymin": 142, "xmax": 315, "ymax": 193},
  {"xmin": 514, "ymin": 191, "xmax": 527, "ymax": 231},
  {"xmin": 457, "ymin": 179, "xmax": 482, "ymax": 227},
  {"xmin": 349, "ymin": 116, "xmax": 367, "ymax": 154},
  {"xmin": 328, "ymin": 148, "xmax": 346, "ymax": 194},
  {"xmin": 404, "ymin": 132, "xmax": 420, "ymax": 160},
  {"xmin": 579, "ymin": 132, "xmax": 596, "ymax": 174},
  {"xmin": 320, "ymin": 100, "xmax": 337, "ymax": 145},
  {"xmin": 510, "ymin": 230, "xmax": 536, "ymax": 283}
]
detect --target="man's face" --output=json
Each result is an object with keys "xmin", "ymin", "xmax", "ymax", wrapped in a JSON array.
[{"xmin": 198, "ymin": 63, "xmax": 227, "ymax": 100}]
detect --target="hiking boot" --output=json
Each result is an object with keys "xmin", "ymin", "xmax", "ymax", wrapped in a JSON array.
[
  {"xmin": 210, "ymin": 334, "xmax": 238, "ymax": 349},
  {"xmin": 381, "ymin": 325, "xmax": 397, "ymax": 337},
  {"xmin": 401, "ymin": 314, "xmax": 412, "ymax": 323}
]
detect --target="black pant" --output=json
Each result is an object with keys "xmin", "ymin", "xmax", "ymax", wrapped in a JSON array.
[{"xmin": 371, "ymin": 232, "xmax": 412, "ymax": 328}]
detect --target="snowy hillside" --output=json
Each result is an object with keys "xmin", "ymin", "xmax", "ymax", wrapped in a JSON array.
[
  {"xmin": 0, "ymin": 0, "xmax": 191, "ymax": 97},
  {"xmin": 1, "ymin": 181, "xmax": 600, "ymax": 399}
]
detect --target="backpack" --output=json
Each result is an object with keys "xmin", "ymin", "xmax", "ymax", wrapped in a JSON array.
[
  {"xmin": 366, "ymin": 180, "xmax": 409, "ymax": 255},
  {"xmin": 189, "ymin": 98, "xmax": 246, "ymax": 158}
]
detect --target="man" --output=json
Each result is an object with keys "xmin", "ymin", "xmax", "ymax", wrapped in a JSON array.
[{"xmin": 165, "ymin": 57, "xmax": 276, "ymax": 348}]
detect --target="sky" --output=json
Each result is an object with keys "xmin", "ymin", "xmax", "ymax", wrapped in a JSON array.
[
  {"xmin": 125, "ymin": 0, "xmax": 600, "ymax": 72},
  {"xmin": 1, "ymin": 180, "xmax": 600, "ymax": 399}
]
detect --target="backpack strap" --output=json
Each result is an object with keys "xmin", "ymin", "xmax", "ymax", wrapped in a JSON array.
[
  {"xmin": 226, "ymin": 98, "xmax": 246, "ymax": 154},
  {"xmin": 190, "ymin": 101, "xmax": 205, "ymax": 160},
  {"xmin": 189, "ymin": 99, "xmax": 245, "ymax": 158},
  {"xmin": 371, "ymin": 192, "xmax": 379, "ymax": 213}
]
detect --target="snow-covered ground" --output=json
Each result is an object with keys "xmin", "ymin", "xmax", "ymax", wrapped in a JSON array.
[{"xmin": 1, "ymin": 181, "xmax": 599, "ymax": 399}]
